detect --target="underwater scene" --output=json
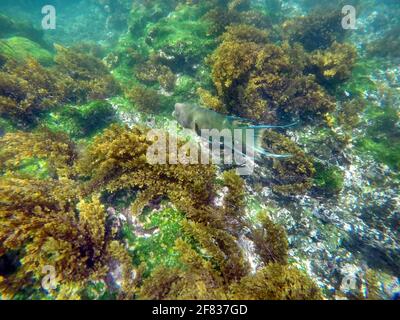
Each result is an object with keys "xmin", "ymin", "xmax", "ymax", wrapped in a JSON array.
[{"xmin": 0, "ymin": 0, "xmax": 399, "ymax": 301}]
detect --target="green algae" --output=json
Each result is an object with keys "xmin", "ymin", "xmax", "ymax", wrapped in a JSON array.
[
  {"xmin": 0, "ymin": 117, "xmax": 15, "ymax": 135},
  {"xmin": 337, "ymin": 59, "xmax": 379, "ymax": 97},
  {"xmin": 44, "ymin": 100, "xmax": 117, "ymax": 139},
  {"xmin": 313, "ymin": 162, "xmax": 344, "ymax": 195},
  {"xmin": 173, "ymin": 75, "xmax": 198, "ymax": 101},
  {"xmin": 2, "ymin": 0, "xmax": 398, "ymax": 301},
  {"xmin": 113, "ymin": 3, "xmax": 215, "ymax": 93},
  {"xmin": 127, "ymin": 207, "xmax": 186, "ymax": 275},
  {"xmin": 356, "ymin": 105, "xmax": 400, "ymax": 171},
  {"xmin": 0, "ymin": 155, "xmax": 52, "ymax": 180},
  {"xmin": 0, "ymin": 37, "xmax": 53, "ymax": 66},
  {"xmin": 144, "ymin": 6, "xmax": 215, "ymax": 70},
  {"xmin": 358, "ymin": 138, "xmax": 400, "ymax": 171},
  {"xmin": 11, "ymin": 158, "xmax": 51, "ymax": 180}
]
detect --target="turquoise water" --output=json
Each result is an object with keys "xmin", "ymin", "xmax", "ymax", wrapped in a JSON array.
[{"xmin": 0, "ymin": 0, "xmax": 399, "ymax": 300}]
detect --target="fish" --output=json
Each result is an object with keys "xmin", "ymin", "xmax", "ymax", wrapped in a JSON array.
[{"xmin": 173, "ymin": 103, "xmax": 295, "ymax": 160}]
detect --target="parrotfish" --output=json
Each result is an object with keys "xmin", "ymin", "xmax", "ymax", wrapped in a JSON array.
[{"xmin": 173, "ymin": 103, "xmax": 294, "ymax": 159}]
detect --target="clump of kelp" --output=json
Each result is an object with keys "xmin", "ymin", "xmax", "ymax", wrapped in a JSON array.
[
  {"xmin": 0, "ymin": 125, "xmax": 322, "ymax": 300},
  {"xmin": 0, "ymin": 129, "xmax": 136, "ymax": 299},
  {"xmin": 199, "ymin": 23, "xmax": 356, "ymax": 124},
  {"xmin": 0, "ymin": 42, "xmax": 119, "ymax": 128},
  {"xmin": 284, "ymin": 7, "xmax": 346, "ymax": 51},
  {"xmin": 0, "ymin": 12, "xmax": 120, "ymax": 131},
  {"xmin": 262, "ymin": 130, "xmax": 316, "ymax": 195},
  {"xmin": 0, "ymin": 59, "xmax": 65, "ymax": 126}
]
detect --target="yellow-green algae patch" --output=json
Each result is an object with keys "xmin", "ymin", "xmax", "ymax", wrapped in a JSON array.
[{"xmin": 0, "ymin": 37, "xmax": 53, "ymax": 66}]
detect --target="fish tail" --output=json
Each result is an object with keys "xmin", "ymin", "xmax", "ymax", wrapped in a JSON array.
[
  {"xmin": 247, "ymin": 121, "xmax": 299, "ymax": 130},
  {"xmin": 254, "ymin": 147, "xmax": 292, "ymax": 159}
]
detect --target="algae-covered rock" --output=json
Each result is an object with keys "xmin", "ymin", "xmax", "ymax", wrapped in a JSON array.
[
  {"xmin": 142, "ymin": 4, "xmax": 215, "ymax": 70},
  {"xmin": 54, "ymin": 44, "xmax": 120, "ymax": 103},
  {"xmin": 44, "ymin": 100, "xmax": 117, "ymax": 139},
  {"xmin": 356, "ymin": 106, "xmax": 400, "ymax": 171},
  {"xmin": 313, "ymin": 162, "xmax": 344, "ymax": 195},
  {"xmin": 202, "ymin": 24, "xmax": 337, "ymax": 123},
  {"xmin": 0, "ymin": 59, "xmax": 65, "ymax": 126},
  {"xmin": 0, "ymin": 37, "xmax": 53, "ymax": 66},
  {"xmin": 127, "ymin": 206, "xmax": 185, "ymax": 273}
]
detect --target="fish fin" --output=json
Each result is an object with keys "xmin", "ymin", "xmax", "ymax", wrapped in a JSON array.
[
  {"xmin": 254, "ymin": 147, "xmax": 292, "ymax": 159},
  {"xmin": 226, "ymin": 115, "xmax": 243, "ymax": 121},
  {"xmin": 227, "ymin": 115, "xmax": 253, "ymax": 123},
  {"xmin": 229, "ymin": 114, "xmax": 299, "ymax": 130},
  {"xmin": 244, "ymin": 121, "xmax": 299, "ymax": 130}
]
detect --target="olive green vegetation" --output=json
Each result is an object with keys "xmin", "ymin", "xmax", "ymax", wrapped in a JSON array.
[
  {"xmin": 0, "ymin": 44, "xmax": 119, "ymax": 128},
  {"xmin": 356, "ymin": 105, "xmax": 400, "ymax": 171},
  {"xmin": 127, "ymin": 85, "xmax": 166, "ymax": 114},
  {"xmin": 367, "ymin": 26, "xmax": 400, "ymax": 58},
  {"xmin": 44, "ymin": 100, "xmax": 117, "ymax": 139},
  {"xmin": 199, "ymin": 23, "xmax": 356, "ymax": 124},
  {"xmin": 284, "ymin": 8, "xmax": 346, "ymax": 51},
  {"xmin": 0, "ymin": 37, "xmax": 53, "ymax": 66},
  {"xmin": 127, "ymin": 207, "xmax": 186, "ymax": 274},
  {"xmin": 228, "ymin": 263, "xmax": 321, "ymax": 300},
  {"xmin": 313, "ymin": 162, "xmax": 344, "ymax": 195},
  {"xmin": 337, "ymin": 98, "xmax": 366, "ymax": 130},
  {"xmin": 250, "ymin": 212, "xmax": 289, "ymax": 265},
  {"xmin": 0, "ymin": 59, "xmax": 66, "ymax": 126},
  {"xmin": 0, "ymin": 125, "xmax": 322, "ymax": 300},
  {"xmin": 1, "ymin": 0, "xmax": 392, "ymax": 300},
  {"xmin": 0, "ymin": 129, "xmax": 76, "ymax": 179},
  {"xmin": 262, "ymin": 130, "xmax": 316, "ymax": 195}
]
